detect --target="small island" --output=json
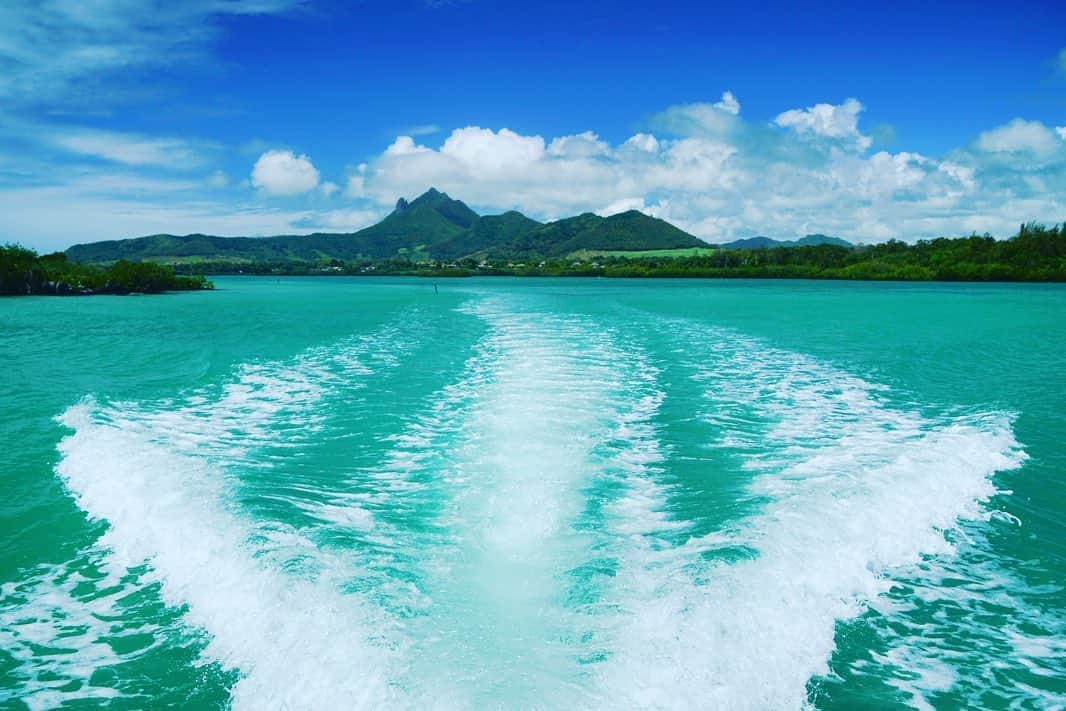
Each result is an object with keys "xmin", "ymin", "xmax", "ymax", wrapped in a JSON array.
[{"xmin": 0, "ymin": 245, "xmax": 212, "ymax": 296}]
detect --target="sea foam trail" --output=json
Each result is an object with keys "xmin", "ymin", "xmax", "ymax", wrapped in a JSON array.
[
  {"xmin": 49, "ymin": 320, "xmax": 426, "ymax": 709},
  {"xmin": 395, "ymin": 297, "xmax": 668, "ymax": 708},
  {"xmin": 593, "ymin": 324, "xmax": 1027, "ymax": 710}
]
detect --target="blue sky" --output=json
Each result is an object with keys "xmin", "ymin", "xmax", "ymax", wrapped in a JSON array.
[{"xmin": 1, "ymin": 0, "xmax": 1063, "ymax": 251}]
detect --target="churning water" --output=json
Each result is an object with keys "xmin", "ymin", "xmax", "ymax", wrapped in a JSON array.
[{"xmin": 2, "ymin": 278, "xmax": 1063, "ymax": 709}]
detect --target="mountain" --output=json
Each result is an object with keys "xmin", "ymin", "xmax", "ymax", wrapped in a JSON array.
[
  {"xmin": 719, "ymin": 236, "xmax": 778, "ymax": 250},
  {"xmin": 719, "ymin": 234, "xmax": 854, "ymax": 249},
  {"xmin": 434, "ymin": 210, "xmax": 544, "ymax": 260},
  {"xmin": 793, "ymin": 234, "xmax": 854, "ymax": 248},
  {"xmin": 494, "ymin": 211, "xmax": 704, "ymax": 258},
  {"xmin": 355, "ymin": 188, "xmax": 480, "ymax": 256},
  {"xmin": 65, "ymin": 188, "xmax": 707, "ymax": 264},
  {"xmin": 65, "ymin": 188, "xmax": 482, "ymax": 264}
]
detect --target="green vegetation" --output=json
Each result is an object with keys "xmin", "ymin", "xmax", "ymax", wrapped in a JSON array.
[
  {"xmin": 64, "ymin": 188, "xmax": 706, "ymax": 265},
  {"xmin": 36, "ymin": 183, "xmax": 1066, "ymax": 284},
  {"xmin": 571, "ymin": 247, "xmax": 720, "ymax": 259},
  {"xmin": 719, "ymin": 234, "xmax": 854, "ymax": 250},
  {"xmin": 579, "ymin": 222, "xmax": 1064, "ymax": 281},
  {"xmin": 0, "ymin": 245, "xmax": 212, "ymax": 296},
  {"xmin": 166, "ymin": 222, "xmax": 1065, "ymax": 282},
  {"xmin": 483, "ymin": 210, "xmax": 704, "ymax": 259}
]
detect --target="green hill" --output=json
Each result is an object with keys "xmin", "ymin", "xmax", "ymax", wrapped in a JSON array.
[
  {"xmin": 436, "ymin": 210, "xmax": 544, "ymax": 260},
  {"xmin": 64, "ymin": 189, "xmax": 707, "ymax": 264},
  {"xmin": 720, "ymin": 234, "xmax": 853, "ymax": 249},
  {"xmin": 488, "ymin": 210, "xmax": 705, "ymax": 259}
]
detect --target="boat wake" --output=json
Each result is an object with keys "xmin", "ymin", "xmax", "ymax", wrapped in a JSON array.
[{"xmin": 29, "ymin": 295, "xmax": 1032, "ymax": 709}]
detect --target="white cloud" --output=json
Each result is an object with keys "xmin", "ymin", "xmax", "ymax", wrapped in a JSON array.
[
  {"xmin": 0, "ymin": 183, "xmax": 315, "ymax": 252},
  {"xmin": 0, "ymin": 0, "xmax": 304, "ymax": 109},
  {"xmin": 293, "ymin": 208, "xmax": 384, "ymax": 231},
  {"xmin": 624, "ymin": 133, "xmax": 660, "ymax": 153},
  {"xmin": 937, "ymin": 162, "xmax": 976, "ymax": 192},
  {"xmin": 207, "ymin": 170, "xmax": 230, "ymax": 188},
  {"xmin": 385, "ymin": 136, "xmax": 430, "ymax": 156},
  {"xmin": 597, "ymin": 197, "xmax": 647, "ymax": 216},
  {"xmin": 6, "ymin": 94, "xmax": 1064, "ymax": 251},
  {"xmin": 714, "ymin": 91, "xmax": 741, "ymax": 115},
  {"xmin": 65, "ymin": 174, "xmax": 204, "ymax": 194},
  {"xmin": 398, "ymin": 124, "xmax": 441, "ymax": 136},
  {"xmin": 52, "ymin": 130, "xmax": 207, "ymax": 167},
  {"xmin": 251, "ymin": 149, "xmax": 320, "ymax": 195},
  {"xmin": 650, "ymin": 91, "xmax": 742, "ymax": 137},
  {"xmin": 343, "ymin": 94, "xmax": 1064, "ymax": 244},
  {"xmin": 439, "ymin": 127, "xmax": 546, "ymax": 173},
  {"xmin": 774, "ymin": 98, "xmax": 872, "ymax": 151},
  {"xmin": 976, "ymin": 118, "xmax": 1061, "ymax": 157},
  {"xmin": 547, "ymin": 131, "xmax": 609, "ymax": 158}
]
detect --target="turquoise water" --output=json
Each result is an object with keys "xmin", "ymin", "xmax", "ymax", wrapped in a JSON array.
[{"xmin": 1, "ymin": 277, "xmax": 1063, "ymax": 709}]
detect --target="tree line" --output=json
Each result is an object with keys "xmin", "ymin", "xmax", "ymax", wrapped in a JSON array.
[
  {"xmin": 0, "ymin": 245, "xmax": 213, "ymax": 295},
  {"xmin": 5, "ymin": 222, "xmax": 1063, "ymax": 290},
  {"xmin": 170, "ymin": 222, "xmax": 1066, "ymax": 281}
]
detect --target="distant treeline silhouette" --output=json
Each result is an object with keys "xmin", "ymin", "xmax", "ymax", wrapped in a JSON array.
[
  {"xmin": 172, "ymin": 222, "xmax": 1065, "ymax": 282},
  {"xmin": 6, "ymin": 223, "xmax": 1064, "ymax": 289},
  {"xmin": 0, "ymin": 246, "xmax": 212, "ymax": 295}
]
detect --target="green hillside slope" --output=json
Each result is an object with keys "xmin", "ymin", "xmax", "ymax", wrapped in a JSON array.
[{"xmin": 65, "ymin": 189, "xmax": 707, "ymax": 264}]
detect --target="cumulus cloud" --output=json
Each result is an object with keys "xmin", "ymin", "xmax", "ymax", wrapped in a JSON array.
[
  {"xmin": 440, "ymin": 127, "xmax": 546, "ymax": 173},
  {"xmin": 774, "ymin": 98, "xmax": 872, "ymax": 151},
  {"xmin": 8, "ymin": 93, "xmax": 1064, "ymax": 251},
  {"xmin": 976, "ymin": 118, "xmax": 1061, "ymax": 158},
  {"xmin": 341, "ymin": 94, "xmax": 1064, "ymax": 244},
  {"xmin": 650, "ymin": 91, "xmax": 743, "ymax": 137},
  {"xmin": 714, "ymin": 91, "xmax": 741, "ymax": 115},
  {"xmin": 624, "ymin": 133, "xmax": 660, "ymax": 153},
  {"xmin": 548, "ymin": 131, "xmax": 610, "ymax": 158},
  {"xmin": 597, "ymin": 197, "xmax": 647, "ymax": 216},
  {"xmin": 251, "ymin": 149, "xmax": 320, "ymax": 195}
]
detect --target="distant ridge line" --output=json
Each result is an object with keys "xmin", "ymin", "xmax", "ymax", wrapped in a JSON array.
[{"xmin": 64, "ymin": 187, "xmax": 852, "ymax": 264}]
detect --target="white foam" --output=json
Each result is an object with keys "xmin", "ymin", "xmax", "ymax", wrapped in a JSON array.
[
  {"xmin": 850, "ymin": 529, "xmax": 1066, "ymax": 708},
  {"xmin": 0, "ymin": 554, "xmax": 141, "ymax": 710},
  {"xmin": 41, "ymin": 298, "xmax": 1035, "ymax": 709},
  {"xmin": 115, "ymin": 322, "xmax": 413, "ymax": 466},
  {"xmin": 594, "ymin": 324, "xmax": 1027, "ymax": 709},
  {"xmin": 398, "ymin": 299, "xmax": 638, "ymax": 707},
  {"xmin": 46, "ymin": 321, "xmax": 427, "ymax": 709},
  {"xmin": 55, "ymin": 401, "xmax": 406, "ymax": 710}
]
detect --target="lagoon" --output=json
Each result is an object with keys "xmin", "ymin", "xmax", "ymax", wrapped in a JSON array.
[{"xmin": 2, "ymin": 277, "xmax": 1064, "ymax": 708}]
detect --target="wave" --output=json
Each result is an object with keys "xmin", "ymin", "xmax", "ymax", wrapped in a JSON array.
[
  {"xmin": 839, "ymin": 527, "xmax": 1066, "ymax": 708},
  {"xmin": 46, "ymin": 317, "xmax": 430, "ymax": 709},
  {"xmin": 592, "ymin": 323, "xmax": 1027, "ymax": 709},
  {"xmin": 41, "ymin": 296, "xmax": 1033, "ymax": 710},
  {"xmin": 0, "ymin": 547, "xmax": 176, "ymax": 710},
  {"xmin": 393, "ymin": 297, "xmax": 669, "ymax": 707}
]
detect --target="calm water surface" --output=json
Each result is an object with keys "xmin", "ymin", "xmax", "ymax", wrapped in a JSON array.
[{"xmin": 1, "ymin": 277, "xmax": 1063, "ymax": 709}]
